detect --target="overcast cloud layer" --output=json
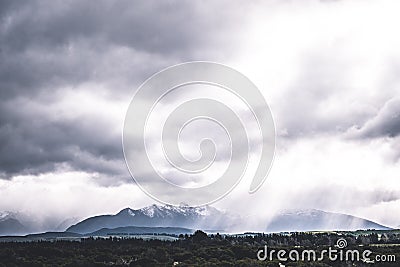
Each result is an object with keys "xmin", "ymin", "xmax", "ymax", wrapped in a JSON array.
[{"xmin": 0, "ymin": 0, "xmax": 399, "ymax": 231}]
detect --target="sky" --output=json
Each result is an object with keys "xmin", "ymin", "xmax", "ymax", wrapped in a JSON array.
[{"xmin": 0, "ymin": 0, "xmax": 399, "ymax": 231}]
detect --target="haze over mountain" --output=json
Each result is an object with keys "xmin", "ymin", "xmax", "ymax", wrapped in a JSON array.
[
  {"xmin": 266, "ymin": 209, "xmax": 391, "ymax": 233},
  {"xmin": 0, "ymin": 205, "xmax": 391, "ymax": 237},
  {"xmin": 66, "ymin": 205, "xmax": 390, "ymax": 235},
  {"xmin": 0, "ymin": 212, "xmax": 28, "ymax": 235}
]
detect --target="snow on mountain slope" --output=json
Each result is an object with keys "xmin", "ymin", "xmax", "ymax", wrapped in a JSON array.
[{"xmin": 67, "ymin": 204, "xmax": 236, "ymax": 234}]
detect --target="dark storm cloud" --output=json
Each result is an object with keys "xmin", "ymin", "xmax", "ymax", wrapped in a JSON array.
[
  {"xmin": 353, "ymin": 97, "xmax": 400, "ymax": 139},
  {"xmin": 0, "ymin": 0, "xmax": 242, "ymax": 99},
  {"xmin": 0, "ymin": 0, "xmax": 244, "ymax": 179},
  {"xmin": 1, "ymin": 0, "xmax": 235, "ymax": 55},
  {"xmin": 0, "ymin": 96, "xmax": 124, "ymax": 177}
]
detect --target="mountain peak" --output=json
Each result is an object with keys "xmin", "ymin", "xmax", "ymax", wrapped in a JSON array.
[
  {"xmin": 0, "ymin": 211, "xmax": 28, "ymax": 235},
  {"xmin": 0, "ymin": 211, "xmax": 16, "ymax": 222},
  {"xmin": 66, "ymin": 204, "xmax": 230, "ymax": 234},
  {"xmin": 267, "ymin": 209, "xmax": 391, "ymax": 232}
]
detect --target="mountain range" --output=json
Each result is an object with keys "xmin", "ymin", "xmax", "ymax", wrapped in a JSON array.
[
  {"xmin": 66, "ymin": 205, "xmax": 231, "ymax": 234},
  {"xmin": 266, "ymin": 209, "xmax": 391, "ymax": 232},
  {"xmin": 0, "ymin": 212, "xmax": 28, "ymax": 235},
  {"xmin": 0, "ymin": 205, "xmax": 393, "ymax": 237}
]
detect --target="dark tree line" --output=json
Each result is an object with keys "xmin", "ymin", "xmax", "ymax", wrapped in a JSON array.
[{"xmin": 0, "ymin": 230, "xmax": 399, "ymax": 266}]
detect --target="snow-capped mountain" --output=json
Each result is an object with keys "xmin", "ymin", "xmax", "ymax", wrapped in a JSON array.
[
  {"xmin": 0, "ymin": 211, "xmax": 28, "ymax": 235},
  {"xmin": 67, "ymin": 204, "xmax": 237, "ymax": 234},
  {"xmin": 266, "ymin": 209, "xmax": 391, "ymax": 232},
  {"xmin": 1, "ymin": 206, "xmax": 392, "ymax": 236}
]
